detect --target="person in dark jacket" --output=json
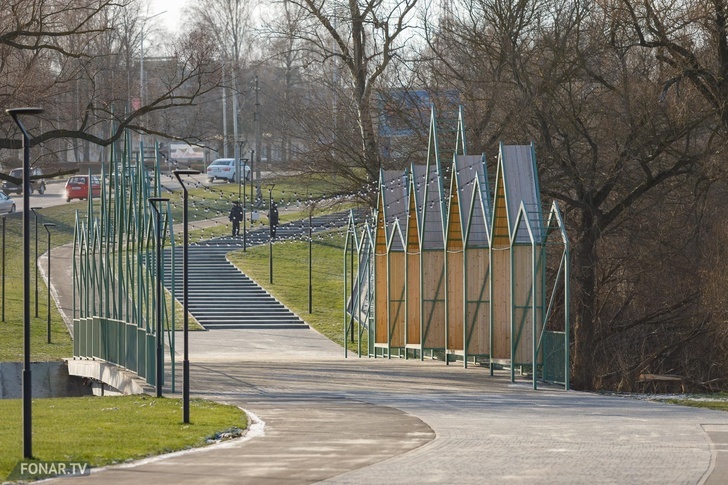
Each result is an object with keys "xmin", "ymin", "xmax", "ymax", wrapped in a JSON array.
[
  {"xmin": 229, "ymin": 201, "xmax": 243, "ymax": 237},
  {"xmin": 269, "ymin": 202, "xmax": 279, "ymax": 239}
]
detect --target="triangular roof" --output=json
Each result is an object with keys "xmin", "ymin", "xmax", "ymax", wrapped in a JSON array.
[
  {"xmin": 455, "ymin": 105, "xmax": 467, "ymax": 156},
  {"xmin": 493, "ymin": 143, "xmax": 544, "ymax": 244},
  {"xmin": 422, "ymin": 107, "xmax": 446, "ymax": 250},
  {"xmin": 445, "ymin": 165, "xmax": 463, "ymax": 251},
  {"xmin": 406, "ymin": 168, "xmax": 423, "ymax": 251},
  {"xmin": 378, "ymin": 169, "xmax": 408, "ymax": 251},
  {"xmin": 453, "ymin": 153, "xmax": 491, "ymax": 247}
]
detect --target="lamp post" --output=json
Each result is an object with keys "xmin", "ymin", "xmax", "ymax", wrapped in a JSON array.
[
  {"xmin": 31, "ymin": 206, "xmax": 41, "ymax": 317},
  {"xmin": 2, "ymin": 215, "xmax": 5, "ymax": 322},
  {"xmin": 268, "ymin": 184, "xmax": 275, "ymax": 284},
  {"xmin": 172, "ymin": 169, "xmax": 199, "ymax": 424},
  {"xmin": 7, "ymin": 106, "xmax": 44, "ymax": 460},
  {"xmin": 242, "ymin": 161, "xmax": 247, "ymax": 251},
  {"xmin": 309, "ymin": 207, "xmax": 313, "ymax": 314},
  {"xmin": 148, "ymin": 197, "xmax": 169, "ymax": 398},
  {"xmin": 43, "ymin": 223, "xmax": 55, "ymax": 344},
  {"xmin": 139, "ymin": 11, "xmax": 166, "ymax": 151},
  {"xmin": 237, "ymin": 141, "xmax": 245, "ymax": 203}
]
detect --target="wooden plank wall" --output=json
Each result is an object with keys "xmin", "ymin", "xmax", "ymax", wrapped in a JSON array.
[
  {"xmin": 406, "ymin": 192, "xmax": 421, "ymax": 347},
  {"xmin": 512, "ymin": 245, "xmax": 544, "ymax": 364},
  {"xmin": 446, "ymin": 187, "xmax": 465, "ymax": 351},
  {"xmin": 447, "ymin": 250, "xmax": 464, "ymax": 350},
  {"xmin": 512, "ymin": 245, "xmax": 532, "ymax": 364},
  {"xmin": 389, "ymin": 252, "xmax": 406, "ymax": 348},
  {"xmin": 422, "ymin": 250, "xmax": 446, "ymax": 349},
  {"xmin": 491, "ymin": 247, "xmax": 511, "ymax": 359},
  {"xmin": 465, "ymin": 248, "xmax": 490, "ymax": 356},
  {"xmin": 406, "ymin": 250, "xmax": 421, "ymax": 345}
]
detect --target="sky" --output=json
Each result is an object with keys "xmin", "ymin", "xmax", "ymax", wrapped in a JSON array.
[{"xmin": 148, "ymin": 0, "xmax": 187, "ymax": 31}]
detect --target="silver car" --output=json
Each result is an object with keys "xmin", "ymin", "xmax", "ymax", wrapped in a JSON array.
[
  {"xmin": 0, "ymin": 191, "xmax": 16, "ymax": 213},
  {"xmin": 206, "ymin": 158, "xmax": 251, "ymax": 182}
]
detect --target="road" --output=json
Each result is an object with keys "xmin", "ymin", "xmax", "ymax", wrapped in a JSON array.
[{"xmin": 3, "ymin": 179, "xmax": 72, "ymax": 214}]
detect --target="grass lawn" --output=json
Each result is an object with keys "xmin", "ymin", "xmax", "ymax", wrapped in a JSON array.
[
  {"xmin": 0, "ymin": 395, "xmax": 247, "ymax": 480},
  {"xmin": 0, "ymin": 205, "xmax": 77, "ymax": 362},
  {"xmin": 228, "ymin": 229, "xmax": 367, "ymax": 353}
]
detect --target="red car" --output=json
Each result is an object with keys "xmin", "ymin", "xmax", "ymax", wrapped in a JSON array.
[{"xmin": 65, "ymin": 175, "xmax": 102, "ymax": 202}]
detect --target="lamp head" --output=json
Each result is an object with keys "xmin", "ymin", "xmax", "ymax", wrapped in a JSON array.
[
  {"xmin": 173, "ymin": 169, "xmax": 201, "ymax": 176},
  {"xmin": 6, "ymin": 108, "xmax": 44, "ymax": 117}
]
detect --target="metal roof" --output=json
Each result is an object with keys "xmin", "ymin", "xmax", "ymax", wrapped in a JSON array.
[
  {"xmin": 379, "ymin": 169, "xmax": 408, "ymax": 250},
  {"xmin": 498, "ymin": 144, "xmax": 544, "ymax": 244},
  {"xmin": 454, "ymin": 154, "xmax": 491, "ymax": 247},
  {"xmin": 422, "ymin": 164, "xmax": 445, "ymax": 249}
]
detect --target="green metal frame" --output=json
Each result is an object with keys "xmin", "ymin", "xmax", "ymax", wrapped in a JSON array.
[
  {"xmin": 72, "ymin": 134, "xmax": 176, "ymax": 389},
  {"xmin": 344, "ymin": 106, "xmax": 571, "ymax": 390}
]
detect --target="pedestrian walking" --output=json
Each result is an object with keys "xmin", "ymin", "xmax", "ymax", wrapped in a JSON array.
[{"xmin": 229, "ymin": 201, "xmax": 243, "ymax": 237}]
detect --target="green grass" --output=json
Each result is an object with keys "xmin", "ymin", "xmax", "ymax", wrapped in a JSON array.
[
  {"xmin": 228, "ymin": 229, "xmax": 367, "ymax": 353},
  {"xmin": 0, "ymin": 395, "xmax": 247, "ymax": 480},
  {"xmin": 0, "ymin": 205, "xmax": 77, "ymax": 362},
  {"xmin": 662, "ymin": 393, "xmax": 728, "ymax": 411}
]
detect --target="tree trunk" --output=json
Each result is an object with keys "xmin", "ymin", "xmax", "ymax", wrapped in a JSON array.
[{"xmin": 571, "ymin": 214, "xmax": 599, "ymax": 390}]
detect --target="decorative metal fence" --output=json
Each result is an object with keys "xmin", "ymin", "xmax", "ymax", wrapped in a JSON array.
[{"xmin": 72, "ymin": 131, "xmax": 175, "ymax": 389}]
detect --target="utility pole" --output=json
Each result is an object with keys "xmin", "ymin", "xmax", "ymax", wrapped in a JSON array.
[
  {"xmin": 232, "ymin": 61, "xmax": 239, "ymax": 167},
  {"xmin": 222, "ymin": 62, "xmax": 228, "ymax": 158}
]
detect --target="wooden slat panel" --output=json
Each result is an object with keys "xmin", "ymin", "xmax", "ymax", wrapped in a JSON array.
[
  {"xmin": 389, "ymin": 252, "xmax": 406, "ymax": 347},
  {"xmin": 491, "ymin": 247, "xmax": 510, "ymax": 359},
  {"xmin": 447, "ymin": 250, "xmax": 464, "ymax": 350},
  {"xmin": 422, "ymin": 250, "xmax": 445, "ymax": 349},
  {"xmin": 406, "ymin": 251, "xmax": 421, "ymax": 345},
  {"xmin": 512, "ymin": 245, "xmax": 544, "ymax": 364},
  {"xmin": 465, "ymin": 248, "xmax": 490, "ymax": 355}
]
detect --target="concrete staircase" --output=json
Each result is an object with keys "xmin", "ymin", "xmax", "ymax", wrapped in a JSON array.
[{"xmin": 164, "ymin": 210, "xmax": 364, "ymax": 330}]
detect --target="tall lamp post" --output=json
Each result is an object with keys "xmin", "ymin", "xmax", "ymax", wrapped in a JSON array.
[
  {"xmin": 43, "ymin": 223, "xmax": 55, "ymax": 344},
  {"xmin": 2, "ymin": 214, "xmax": 5, "ymax": 322},
  {"xmin": 268, "ymin": 184, "xmax": 275, "ymax": 284},
  {"xmin": 7, "ymin": 106, "xmax": 44, "ymax": 460},
  {"xmin": 148, "ymin": 197, "xmax": 169, "ymax": 398},
  {"xmin": 31, "ymin": 207, "xmax": 41, "ymax": 317},
  {"xmin": 172, "ymin": 169, "xmax": 199, "ymax": 424},
  {"xmin": 237, "ymin": 141, "xmax": 245, "ymax": 203},
  {"xmin": 309, "ymin": 206, "xmax": 313, "ymax": 314}
]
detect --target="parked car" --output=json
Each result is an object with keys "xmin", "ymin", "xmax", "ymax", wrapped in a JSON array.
[
  {"xmin": 65, "ymin": 175, "xmax": 102, "ymax": 202},
  {"xmin": 2, "ymin": 167, "xmax": 46, "ymax": 195},
  {"xmin": 0, "ymin": 192, "xmax": 16, "ymax": 213},
  {"xmin": 206, "ymin": 158, "xmax": 251, "ymax": 183}
]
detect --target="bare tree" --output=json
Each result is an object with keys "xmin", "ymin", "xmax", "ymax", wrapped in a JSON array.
[
  {"xmin": 272, "ymin": 0, "xmax": 419, "ymax": 183},
  {"xmin": 0, "ymin": 0, "xmax": 223, "ymax": 166},
  {"xmin": 188, "ymin": 0, "xmax": 252, "ymax": 160},
  {"xmin": 427, "ymin": 0, "xmax": 719, "ymax": 390}
]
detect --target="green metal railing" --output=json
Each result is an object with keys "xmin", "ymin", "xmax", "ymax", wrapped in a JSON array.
[{"xmin": 72, "ymin": 132, "xmax": 175, "ymax": 390}]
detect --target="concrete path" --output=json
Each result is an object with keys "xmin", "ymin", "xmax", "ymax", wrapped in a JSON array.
[{"xmin": 42, "ymin": 245, "xmax": 728, "ymax": 484}]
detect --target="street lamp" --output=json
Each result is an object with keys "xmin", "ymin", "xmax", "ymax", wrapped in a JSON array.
[
  {"xmin": 2, "ymin": 215, "xmax": 5, "ymax": 322},
  {"xmin": 268, "ymin": 184, "xmax": 275, "ymax": 284},
  {"xmin": 31, "ymin": 207, "xmax": 41, "ymax": 317},
  {"xmin": 237, "ymin": 141, "xmax": 245, "ymax": 202},
  {"xmin": 148, "ymin": 197, "xmax": 169, "ymax": 398},
  {"xmin": 172, "ymin": 169, "xmax": 199, "ymax": 424},
  {"xmin": 7, "ymin": 106, "xmax": 44, "ymax": 460},
  {"xmin": 139, "ymin": 10, "xmax": 167, "ymax": 151},
  {"xmin": 309, "ymin": 206, "xmax": 313, "ymax": 314},
  {"xmin": 43, "ymin": 223, "xmax": 56, "ymax": 344}
]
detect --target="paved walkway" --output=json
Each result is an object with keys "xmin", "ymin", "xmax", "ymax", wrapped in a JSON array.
[{"xmin": 42, "ymin": 245, "xmax": 728, "ymax": 484}]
